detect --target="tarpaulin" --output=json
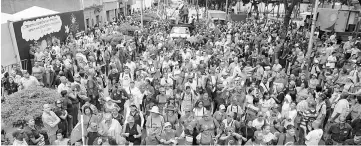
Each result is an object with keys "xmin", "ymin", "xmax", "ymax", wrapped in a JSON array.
[{"xmin": 316, "ymin": 8, "xmax": 338, "ymax": 32}]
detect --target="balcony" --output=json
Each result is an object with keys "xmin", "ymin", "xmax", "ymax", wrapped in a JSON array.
[{"xmin": 83, "ymin": 0, "xmax": 103, "ymax": 8}]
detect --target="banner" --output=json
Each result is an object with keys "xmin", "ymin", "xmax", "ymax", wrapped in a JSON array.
[
  {"xmin": 21, "ymin": 15, "xmax": 62, "ymax": 41},
  {"xmin": 12, "ymin": 10, "xmax": 85, "ymax": 73}
]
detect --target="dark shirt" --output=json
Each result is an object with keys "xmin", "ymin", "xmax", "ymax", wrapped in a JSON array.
[
  {"xmin": 343, "ymin": 139, "xmax": 361, "ymax": 145},
  {"xmin": 23, "ymin": 126, "xmax": 41, "ymax": 145},
  {"xmin": 239, "ymin": 125, "xmax": 256, "ymax": 141},
  {"xmin": 110, "ymin": 89, "xmax": 129, "ymax": 109},
  {"xmin": 328, "ymin": 123, "xmax": 352, "ymax": 143},
  {"xmin": 108, "ymin": 73, "xmax": 120, "ymax": 84},
  {"xmin": 351, "ymin": 118, "xmax": 361, "ymax": 135},
  {"xmin": 87, "ymin": 131, "xmax": 99, "ymax": 145},
  {"xmin": 5, "ymin": 82, "xmax": 18, "ymax": 95},
  {"xmin": 64, "ymin": 69, "xmax": 74, "ymax": 82}
]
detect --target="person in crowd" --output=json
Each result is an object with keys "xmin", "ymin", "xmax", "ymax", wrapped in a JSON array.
[
  {"xmin": 53, "ymin": 129, "xmax": 69, "ymax": 145},
  {"xmin": 23, "ymin": 117, "xmax": 45, "ymax": 145},
  {"xmin": 326, "ymin": 115, "xmax": 352, "ymax": 145},
  {"xmin": 5, "ymin": 77, "xmax": 19, "ymax": 95},
  {"xmin": 145, "ymin": 106, "xmax": 164, "ymax": 145},
  {"xmin": 98, "ymin": 113, "xmax": 125, "ymax": 144},
  {"xmin": 122, "ymin": 116, "xmax": 142, "ymax": 145},
  {"xmin": 343, "ymin": 131, "xmax": 361, "ymax": 145},
  {"xmin": 42, "ymin": 104, "xmax": 61, "ymax": 144},
  {"xmin": 20, "ymin": 71, "xmax": 40, "ymax": 89},
  {"xmin": 305, "ymin": 120, "xmax": 323, "ymax": 146},
  {"xmin": 54, "ymin": 100, "xmax": 69, "ymax": 137}
]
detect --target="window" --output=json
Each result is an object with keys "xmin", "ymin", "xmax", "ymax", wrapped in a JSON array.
[
  {"xmin": 106, "ymin": 11, "xmax": 110, "ymax": 21},
  {"xmin": 96, "ymin": 15, "xmax": 99, "ymax": 24},
  {"xmin": 86, "ymin": 19, "xmax": 89, "ymax": 27}
]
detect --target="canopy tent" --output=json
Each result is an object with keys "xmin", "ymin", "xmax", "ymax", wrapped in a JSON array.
[
  {"xmin": 12, "ymin": 6, "xmax": 59, "ymax": 21},
  {"xmin": 1, "ymin": 6, "xmax": 59, "ymax": 68},
  {"xmin": 1, "ymin": 13, "xmax": 19, "ymax": 67},
  {"xmin": 2, "ymin": 13, "xmax": 13, "ymax": 24}
]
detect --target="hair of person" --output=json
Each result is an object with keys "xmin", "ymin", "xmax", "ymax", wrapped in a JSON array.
[
  {"xmin": 261, "ymin": 124, "xmax": 270, "ymax": 130},
  {"xmin": 83, "ymin": 106, "xmax": 93, "ymax": 115},
  {"xmin": 286, "ymin": 124, "xmax": 295, "ymax": 130},
  {"xmin": 194, "ymin": 100, "xmax": 203, "ymax": 108},
  {"xmin": 107, "ymin": 137, "xmax": 117, "ymax": 145},
  {"xmin": 56, "ymin": 129, "xmax": 65, "ymax": 137},
  {"xmin": 355, "ymin": 131, "xmax": 361, "ymax": 137},
  {"xmin": 315, "ymin": 85, "xmax": 323, "ymax": 92}
]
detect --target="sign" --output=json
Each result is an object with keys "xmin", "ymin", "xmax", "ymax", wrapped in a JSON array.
[
  {"xmin": 12, "ymin": 10, "xmax": 85, "ymax": 73},
  {"xmin": 21, "ymin": 15, "xmax": 62, "ymax": 41}
]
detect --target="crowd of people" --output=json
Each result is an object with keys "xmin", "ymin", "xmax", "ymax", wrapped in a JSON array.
[{"xmin": 1, "ymin": 4, "xmax": 361, "ymax": 146}]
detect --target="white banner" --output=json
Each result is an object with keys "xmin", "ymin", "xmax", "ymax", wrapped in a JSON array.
[{"xmin": 21, "ymin": 15, "xmax": 62, "ymax": 41}]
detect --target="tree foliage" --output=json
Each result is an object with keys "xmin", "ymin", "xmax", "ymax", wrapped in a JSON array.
[{"xmin": 1, "ymin": 87, "xmax": 61, "ymax": 126}]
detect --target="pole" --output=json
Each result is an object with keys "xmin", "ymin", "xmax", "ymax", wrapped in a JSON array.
[
  {"xmin": 226, "ymin": 0, "xmax": 228, "ymax": 18},
  {"xmin": 140, "ymin": 0, "xmax": 144, "ymax": 30},
  {"xmin": 206, "ymin": 0, "xmax": 208, "ymax": 18},
  {"xmin": 80, "ymin": 115, "xmax": 85, "ymax": 146},
  {"xmin": 306, "ymin": 0, "xmax": 319, "ymax": 59}
]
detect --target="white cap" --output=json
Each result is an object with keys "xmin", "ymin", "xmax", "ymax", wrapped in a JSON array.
[{"xmin": 220, "ymin": 104, "xmax": 226, "ymax": 110}]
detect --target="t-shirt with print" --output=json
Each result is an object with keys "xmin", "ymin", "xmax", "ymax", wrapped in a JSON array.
[{"xmin": 305, "ymin": 129, "xmax": 323, "ymax": 146}]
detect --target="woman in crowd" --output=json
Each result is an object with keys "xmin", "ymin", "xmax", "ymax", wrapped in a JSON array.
[
  {"xmin": 53, "ymin": 129, "xmax": 69, "ymax": 145},
  {"xmin": 42, "ymin": 104, "xmax": 61, "ymax": 144}
]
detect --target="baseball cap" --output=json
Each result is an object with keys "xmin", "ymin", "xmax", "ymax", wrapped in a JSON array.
[{"xmin": 219, "ymin": 104, "xmax": 226, "ymax": 110}]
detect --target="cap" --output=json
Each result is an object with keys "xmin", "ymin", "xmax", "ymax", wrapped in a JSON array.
[
  {"xmin": 164, "ymin": 122, "xmax": 172, "ymax": 128},
  {"xmin": 219, "ymin": 104, "xmax": 226, "ymax": 110}
]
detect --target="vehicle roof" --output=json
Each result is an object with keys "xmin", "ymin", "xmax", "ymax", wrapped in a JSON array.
[
  {"xmin": 170, "ymin": 24, "xmax": 194, "ymax": 28},
  {"xmin": 207, "ymin": 10, "xmax": 226, "ymax": 14}
]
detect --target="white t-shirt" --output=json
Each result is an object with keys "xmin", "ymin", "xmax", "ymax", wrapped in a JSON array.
[
  {"xmin": 305, "ymin": 129, "xmax": 323, "ymax": 146},
  {"xmin": 331, "ymin": 99, "xmax": 350, "ymax": 123}
]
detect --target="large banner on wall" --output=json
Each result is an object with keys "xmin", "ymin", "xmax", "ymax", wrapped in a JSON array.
[{"xmin": 12, "ymin": 10, "xmax": 85, "ymax": 73}]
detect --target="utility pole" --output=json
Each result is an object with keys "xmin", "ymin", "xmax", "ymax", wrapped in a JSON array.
[
  {"xmin": 306, "ymin": 0, "xmax": 319, "ymax": 59},
  {"xmin": 226, "ymin": 0, "xmax": 229, "ymax": 14},
  {"xmin": 206, "ymin": 0, "xmax": 208, "ymax": 18},
  {"xmin": 140, "ymin": 0, "xmax": 144, "ymax": 29}
]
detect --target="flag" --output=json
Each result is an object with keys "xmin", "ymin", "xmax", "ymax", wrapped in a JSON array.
[
  {"xmin": 316, "ymin": 9, "xmax": 338, "ymax": 32},
  {"xmin": 70, "ymin": 122, "xmax": 86, "ymax": 144}
]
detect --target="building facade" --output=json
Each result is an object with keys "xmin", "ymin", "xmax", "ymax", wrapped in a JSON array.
[{"xmin": 83, "ymin": 0, "xmax": 104, "ymax": 29}]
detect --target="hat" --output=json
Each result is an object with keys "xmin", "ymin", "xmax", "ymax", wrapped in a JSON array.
[
  {"xmin": 184, "ymin": 106, "xmax": 192, "ymax": 112},
  {"xmin": 164, "ymin": 122, "xmax": 172, "ymax": 128},
  {"xmin": 165, "ymin": 105, "xmax": 176, "ymax": 111},
  {"xmin": 314, "ymin": 59, "xmax": 319, "ymax": 64},
  {"xmin": 219, "ymin": 104, "xmax": 226, "ymax": 110},
  {"xmin": 149, "ymin": 106, "xmax": 160, "ymax": 114}
]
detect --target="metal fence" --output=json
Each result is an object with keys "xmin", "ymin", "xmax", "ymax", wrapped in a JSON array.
[{"xmin": 2, "ymin": 59, "xmax": 28, "ymax": 74}]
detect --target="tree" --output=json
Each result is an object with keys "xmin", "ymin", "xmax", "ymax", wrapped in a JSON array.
[
  {"xmin": 283, "ymin": 0, "xmax": 300, "ymax": 30},
  {"xmin": 1, "ymin": 86, "xmax": 61, "ymax": 126}
]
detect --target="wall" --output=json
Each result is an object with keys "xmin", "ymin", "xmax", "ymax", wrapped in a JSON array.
[
  {"xmin": 104, "ymin": 1, "xmax": 119, "ymax": 22},
  {"xmin": 1, "ymin": 0, "xmax": 81, "ymax": 14}
]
